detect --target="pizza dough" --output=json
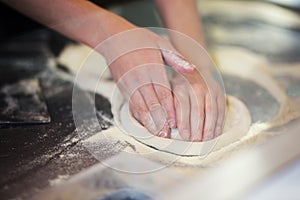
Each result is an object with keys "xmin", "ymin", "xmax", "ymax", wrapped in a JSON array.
[{"xmin": 113, "ymin": 91, "xmax": 251, "ymax": 157}]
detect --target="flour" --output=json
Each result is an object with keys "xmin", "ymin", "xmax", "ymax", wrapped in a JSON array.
[
  {"xmin": 59, "ymin": 43, "xmax": 300, "ymax": 166},
  {"xmin": 49, "ymin": 175, "xmax": 70, "ymax": 186}
]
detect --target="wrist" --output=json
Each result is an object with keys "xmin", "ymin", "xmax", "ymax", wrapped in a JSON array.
[{"xmin": 81, "ymin": 13, "xmax": 126, "ymax": 46}]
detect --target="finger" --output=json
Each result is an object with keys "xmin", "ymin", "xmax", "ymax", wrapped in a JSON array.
[
  {"xmin": 129, "ymin": 91, "xmax": 156, "ymax": 134},
  {"xmin": 150, "ymin": 65, "xmax": 176, "ymax": 129},
  {"xmin": 159, "ymin": 122, "xmax": 171, "ymax": 138},
  {"xmin": 158, "ymin": 41, "xmax": 195, "ymax": 73},
  {"xmin": 190, "ymin": 89, "xmax": 205, "ymax": 142},
  {"xmin": 215, "ymin": 93, "xmax": 226, "ymax": 137},
  {"xmin": 139, "ymin": 83, "xmax": 170, "ymax": 137},
  {"xmin": 154, "ymin": 84, "xmax": 176, "ymax": 129},
  {"xmin": 174, "ymin": 85, "xmax": 191, "ymax": 141},
  {"xmin": 202, "ymin": 94, "xmax": 218, "ymax": 141}
]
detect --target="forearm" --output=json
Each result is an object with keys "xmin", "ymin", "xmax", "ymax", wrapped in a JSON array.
[
  {"xmin": 155, "ymin": 0, "xmax": 213, "ymax": 74},
  {"xmin": 1, "ymin": 0, "xmax": 135, "ymax": 48},
  {"xmin": 155, "ymin": 0, "xmax": 205, "ymax": 46}
]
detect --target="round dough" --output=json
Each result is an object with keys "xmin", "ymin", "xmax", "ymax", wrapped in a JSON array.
[{"xmin": 113, "ymin": 91, "xmax": 251, "ymax": 157}]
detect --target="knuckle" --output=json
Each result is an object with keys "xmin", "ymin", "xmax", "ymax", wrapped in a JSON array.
[
  {"xmin": 138, "ymin": 112, "xmax": 154, "ymax": 128},
  {"xmin": 193, "ymin": 121, "xmax": 203, "ymax": 134},
  {"xmin": 140, "ymin": 83, "xmax": 152, "ymax": 91},
  {"xmin": 148, "ymin": 102, "xmax": 161, "ymax": 112},
  {"xmin": 197, "ymin": 116, "xmax": 205, "ymax": 126},
  {"xmin": 205, "ymin": 103, "xmax": 213, "ymax": 111},
  {"xmin": 192, "ymin": 102, "xmax": 204, "ymax": 112},
  {"xmin": 144, "ymin": 118, "xmax": 154, "ymax": 129},
  {"xmin": 191, "ymin": 83, "xmax": 205, "ymax": 92},
  {"xmin": 173, "ymin": 82, "xmax": 186, "ymax": 91},
  {"xmin": 131, "ymin": 110, "xmax": 140, "ymax": 120},
  {"xmin": 158, "ymin": 89, "xmax": 172, "ymax": 102},
  {"xmin": 206, "ymin": 104, "xmax": 217, "ymax": 115},
  {"xmin": 206, "ymin": 93, "xmax": 216, "ymax": 101},
  {"xmin": 131, "ymin": 107, "xmax": 148, "ymax": 120},
  {"xmin": 211, "ymin": 109, "xmax": 218, "ymax": 116},
  {"xmin": 174, "ymin": 90, "xmax": 187, "ymax": 101},
  {"xmin": 132, "ymin": 72, "xmax": 144, "ymax": 83}
]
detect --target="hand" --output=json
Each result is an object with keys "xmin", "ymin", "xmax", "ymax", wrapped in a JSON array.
[
  {"xmin": 171, "ymin": 69, "xmax": 226, "ymax": 141},
  {"xmin": 104, "ymin": 25, "xmax": 194, "ymax": 138}
]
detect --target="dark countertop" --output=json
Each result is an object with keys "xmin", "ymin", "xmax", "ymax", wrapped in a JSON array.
[
  {"xmin": 0, "ymin": 30, "xmax": 114, "ymax": 199},
  {"xmin": 1, "ymin": 0, "xmax": 300, "ymax": 199}
]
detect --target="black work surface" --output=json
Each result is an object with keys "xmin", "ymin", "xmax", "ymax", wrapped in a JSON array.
[{"xmin": 0, "ymin": 30, "xmax": 113, "ymax": 199}]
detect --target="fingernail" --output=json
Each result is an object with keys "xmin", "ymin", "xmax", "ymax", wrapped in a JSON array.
[
  {"xmin": 216, "ymin": 127, "xmax": 222, "ymax": 136},
  {"xmin": 190, "ymin": 133, "xmax": 200, "ymax": 142},
  {"xmin": 182, "ymin": 130, "xmax": 190, "ymax": 141},
  {"xmin": 158, "ymin": 131, "xmax": 167, "ymax": 138},
  {"xmin": 148, "ymin": 118, "xmax": 157, "ymax": 133},
  {"xmin": 204, "ymin": 132, "xmax": 214, "ymax": 141},
  {"xmin": 168, "ymin": 119, "xmax": 176, "ymax": 128},
  {"xmin": 149, "ymin": 105, "xmax": 166, "ymax": 131}
]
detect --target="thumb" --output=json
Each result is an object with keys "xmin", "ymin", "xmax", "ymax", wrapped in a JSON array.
[{"xmin": 159, "ymin": 42, "xmax": 195, "ymax": 73}]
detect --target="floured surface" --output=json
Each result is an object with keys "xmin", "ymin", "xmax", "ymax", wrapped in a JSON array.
[
  {"xmin": 77, "ymin": 44, "xmax": 300, "ymax": 167},
  {"xmin": 223, "ymin": 75, "xmax": 280, "ymax": 122},
  {"xmin": 56, "ymin": 45, "xmax": 300, "ymax": 166},
  {"xmin": 32, "ymin": 1, "xmax": 300, "ymax": 200},
  {"xmin": 0, "ymin": 79, "xmax": 50, "ymax": 124}
]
